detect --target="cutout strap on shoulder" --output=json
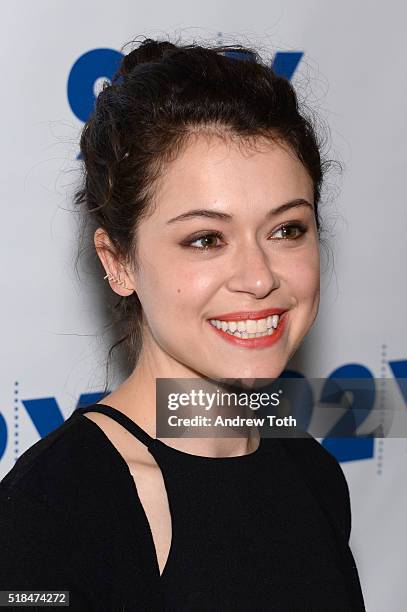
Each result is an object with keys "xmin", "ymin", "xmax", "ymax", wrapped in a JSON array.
[{"xmin": 74, "ymin": 404, "xmax": 156, "ymax": 449}]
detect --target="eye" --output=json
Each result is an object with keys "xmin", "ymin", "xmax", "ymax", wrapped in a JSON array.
[
  {"xmin": 270, "ymin": 223, "xmax": 307, "ymax": 240},
  {"xmin": 183, "ymin": 231, "xmax": 224, "ymax": 251}
]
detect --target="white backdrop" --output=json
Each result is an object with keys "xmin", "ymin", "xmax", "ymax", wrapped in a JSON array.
[{"xmin": 1, "ymin": 2, "xmax": 406, "ymax": 610}]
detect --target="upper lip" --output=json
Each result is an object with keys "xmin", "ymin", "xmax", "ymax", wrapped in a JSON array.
[{"xmin": 208, "ymin": 308, "xmax": 288, "ymax": 321}]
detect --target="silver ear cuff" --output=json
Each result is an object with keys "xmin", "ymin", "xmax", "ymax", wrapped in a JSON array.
[{"xmin": 103, "ymin": 273, "xmax": 133, "ymax": 292}]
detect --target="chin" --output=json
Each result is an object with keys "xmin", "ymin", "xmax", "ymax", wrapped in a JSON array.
[{"xmin": 208, "ymin": 364, "xmax": 287, "ymax": 389}]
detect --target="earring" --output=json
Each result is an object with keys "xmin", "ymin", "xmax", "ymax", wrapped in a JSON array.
[{"xmin": 103, "ymin": 273, "xmax": 133, "ymax": 292}]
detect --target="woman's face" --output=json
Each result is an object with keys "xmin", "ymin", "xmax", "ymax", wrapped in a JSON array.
[{"xmin": 128, "ymin": 134, "xmax": 320, "ymax": 382}]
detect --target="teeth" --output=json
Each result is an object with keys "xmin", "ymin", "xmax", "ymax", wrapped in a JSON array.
[
  {"xmin": 257, "ymin": 318, "xmax": 267, "ymax": 332},
  {"xmin": 228, "ymin": 328, "xmax": 274, "ymax": 338},
  {"xmin": 209, "ymin": 314, "xmax": 280, "ymax": 337},
  {"xmin": 246, "ymin": 319, "xmax": 257, "ymax": 334}
]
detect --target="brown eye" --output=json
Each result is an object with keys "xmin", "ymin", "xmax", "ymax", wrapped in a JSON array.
[
  {"xmin": 185, "ymin": 231, "xmax": 224, "ymax": 250},
  {"xmin": 271, "ymin": 223, "xmax": 307, "ymax": 240}
]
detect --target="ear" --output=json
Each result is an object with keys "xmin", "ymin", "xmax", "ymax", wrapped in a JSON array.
[{"xmin": 94, "ymin": 228, "xmax": 135, "ymax": 296}]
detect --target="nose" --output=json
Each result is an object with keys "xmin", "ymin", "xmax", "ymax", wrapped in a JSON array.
[{"xmin": 225, "ymin": 240, "xmax": 280, "ymax": 298}]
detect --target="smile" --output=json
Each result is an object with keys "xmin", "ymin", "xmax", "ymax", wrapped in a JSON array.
[
  {"xmin": 209, "ymin": 314, "xmax": 279, "ymax": 337},
  {"xmin": 207, "ymin": 312, "xmax": 288, "ymax": 348}
]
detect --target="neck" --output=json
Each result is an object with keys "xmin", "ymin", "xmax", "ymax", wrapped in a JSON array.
[{"xmin": 100, "ymin": 350, "xmax": 261, "ymax": 458}]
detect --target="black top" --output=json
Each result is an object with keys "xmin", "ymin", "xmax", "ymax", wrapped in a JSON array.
[{"xmin": 0, "ymin": 403, "xmax": 366, "ymax": 611}]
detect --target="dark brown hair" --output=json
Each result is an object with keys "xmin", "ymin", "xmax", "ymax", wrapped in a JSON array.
[{"xmin": 74, "ymin": 36, "xmax": 332, "ymax": 390}]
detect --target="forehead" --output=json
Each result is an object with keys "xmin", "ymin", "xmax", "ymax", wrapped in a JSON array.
[{"xmin": 152, "ymin": 132, "xmax": 314, "ymax": 213}]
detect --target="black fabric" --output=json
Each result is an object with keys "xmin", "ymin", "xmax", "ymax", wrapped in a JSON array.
[{"xmin": 0, "ymin": 403, "xmax": 366, "ymax": 611}]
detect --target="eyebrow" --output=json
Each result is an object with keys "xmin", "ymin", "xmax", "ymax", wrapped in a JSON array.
[{"xmin": 166, "ymin": 198, "xmax": 313, "ymax": 224}]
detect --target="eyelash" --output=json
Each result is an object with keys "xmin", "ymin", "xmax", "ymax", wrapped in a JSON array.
[{"xmin": 182, "ymin": 222, "xmax": 308, "ymax": 251}]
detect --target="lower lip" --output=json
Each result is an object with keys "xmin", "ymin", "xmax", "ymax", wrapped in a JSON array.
[{"xmin": 207, "ymin": 312, "xmax": 288, "ymax": 349}]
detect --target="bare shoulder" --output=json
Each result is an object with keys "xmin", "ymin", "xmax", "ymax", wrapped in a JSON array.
[{"xmin": 82, "ymin": 408, "xmax": 157, "ymax": 469}]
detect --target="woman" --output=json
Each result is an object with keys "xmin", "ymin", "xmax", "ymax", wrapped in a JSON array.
[{"xmin": 0, "ymin": 38, "xmax": 366, "ymax": 610}]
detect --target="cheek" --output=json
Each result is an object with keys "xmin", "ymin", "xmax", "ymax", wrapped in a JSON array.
[
  {"xmin": 285, "ymin": 249, "xmax": 320, "ymax": 353},
  {"xmin": 297, "ymin": 264, "xmax": 320, "ymax": 300},
  {"xmin": 172, "ymin": 272, "xmax": 221, "ymax": 322},
  {"xmin": 138, "ymin": 255, "xmax": 219, "ymax": 321},
  {"xmin": 287, "ymin": 249, "xmax": 320, "ymax": 305}
]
